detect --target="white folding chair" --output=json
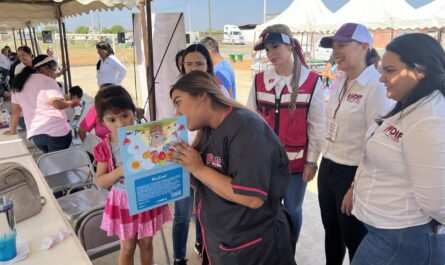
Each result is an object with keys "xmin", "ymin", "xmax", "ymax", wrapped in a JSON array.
[{"xmin": 37, "ymin": 146, "xmax": 94, "ymax": 193}]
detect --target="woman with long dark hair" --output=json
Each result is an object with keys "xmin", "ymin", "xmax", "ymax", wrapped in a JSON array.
[
  {"xmin": 181, "ymin": 43, "xmax": 229, "ymax": 98},
  {"xmin": 3, "ymin": 55, "xmax": 79, "ymax": 153},
  {"xmin": 172, "ymin": 43, "xmax": 233, "ymax": 265},
  {"xmin": 351, "ymin": 33, "xmax": 445, "ymax": 265},
  {"xmin": 96, "ymin": 41, "xmax": 127, "ymax": 88},
  {"xmin": 170, "ymin": 70, "xmax": 296, "ymax": 265}
]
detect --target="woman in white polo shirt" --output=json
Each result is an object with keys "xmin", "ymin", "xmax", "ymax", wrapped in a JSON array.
[
  {"xmin": 317, "ymin": 23, "xmax": 394, "ymax": 265},
  {"xmin": 96, "ymin": 41, "xmax": 127, "ymax": 88},
  {"xmin": 351, "ymin": 33, "xmax": 445, "ymax": 265}
]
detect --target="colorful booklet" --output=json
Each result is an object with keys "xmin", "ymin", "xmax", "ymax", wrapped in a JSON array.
[{"xmin": 117, "ymin": 115, "xmax": 190, "ymax": 215}]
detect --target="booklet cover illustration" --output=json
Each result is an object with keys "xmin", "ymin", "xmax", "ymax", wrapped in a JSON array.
[{"xmin": 117, "ymin": 115, "xmax": 190, "ymax": 215}]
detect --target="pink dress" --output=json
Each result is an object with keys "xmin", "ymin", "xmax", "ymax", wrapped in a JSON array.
[{"xmin": 93, "ymin": 136, "xmax": 172, "ymax": 240}]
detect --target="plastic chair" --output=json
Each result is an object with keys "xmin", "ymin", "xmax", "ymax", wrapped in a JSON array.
[
  {"xmin": 37, "ymin": 146, "xmax": 94, "ymax": 193},
  {"xmin": 73, "ymin": 205, "xmax": 120, "ymax": 260}
]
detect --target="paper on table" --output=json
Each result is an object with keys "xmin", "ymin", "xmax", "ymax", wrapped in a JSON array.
[
  {"xmin": 41, "ymin": 227, "xmax": 72, "ymax": 250},
  {"xmin": 0, "ymin": 242, "xmax": 30, "ymax": 265}
]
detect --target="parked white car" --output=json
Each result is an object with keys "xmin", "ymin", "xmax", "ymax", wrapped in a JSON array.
[{"xmin": 313, "ymin": 39, "xmax": 333, "ymax": 61}]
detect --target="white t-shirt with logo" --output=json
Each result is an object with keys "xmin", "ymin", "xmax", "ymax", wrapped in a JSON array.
[
  {"xmin": 353, "ymin": 91, "xmax": 445, "ymax": 228},
  {"xmin": 322, "ymin": 65, "xmax": 395, "ymax": 166}
]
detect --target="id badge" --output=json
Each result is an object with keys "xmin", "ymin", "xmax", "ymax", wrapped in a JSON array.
[{"xmin": 326, "ymin": 119, "xmax": 338, "ymax": 142}]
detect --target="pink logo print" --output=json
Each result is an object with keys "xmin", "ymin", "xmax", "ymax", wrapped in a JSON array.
[
  {"xmin": 206, "ymin": 153, "xmax": 213, "ymax": 165},
  {"xmin": 383, "ymin": 125, "xmax": 403, "ymax": 143},
  {"xmin": 347, "ymin": 93, "xmax": 363, "ymax": 104},
  {"xmin": 206, "ymin": 153, "xmax": 222, "ymax": 169},
  {"xmin": 269, "ymin": 79, "xmax": 275, "ymax": 83}
]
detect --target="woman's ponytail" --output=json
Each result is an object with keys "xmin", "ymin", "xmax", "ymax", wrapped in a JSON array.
[{"xmin": 11, "ymin": 66, "xmax": 34, "ymax": 93}]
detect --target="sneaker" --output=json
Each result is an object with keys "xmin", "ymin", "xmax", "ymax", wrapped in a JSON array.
[
  {"xmin": 194, "ymin": 243, "xmax": 203, "ymax": 256},
  {"xmin": 173, "ymin": 259, "xmax": 188, "ymax": 265}
]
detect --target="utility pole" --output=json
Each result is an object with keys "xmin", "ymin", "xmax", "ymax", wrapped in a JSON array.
[
  {"xmin": 188, "ymin": 3, "xmax": 192, "ymax": 32},
  {"xmin": 208, "ymin": 0, "xmax": 212, "ymax": 36},
  {"xmin": 263, "ymin": 0, "xmax": 267, "ymax": 23},
  {"xmin": 97, "ymin": 12, "xmax": 101, "ymax": 33},
  {"xmin": 91, "ymin": 13, "xmax": 94, "ymax": 32}
]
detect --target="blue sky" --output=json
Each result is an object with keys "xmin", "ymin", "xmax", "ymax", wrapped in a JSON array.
[{"xmin": 64, "ymin": 0, "xmax": 433, "ymax": 32}]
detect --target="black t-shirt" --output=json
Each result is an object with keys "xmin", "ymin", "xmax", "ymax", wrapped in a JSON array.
[{"xmin": 197, "ymin": 108, "xmax": 290, "ymax": 245}]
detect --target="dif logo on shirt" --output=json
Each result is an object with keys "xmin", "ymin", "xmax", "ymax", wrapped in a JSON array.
[
  {"xmin": 383, "ymin": 125, "xmax": 403, "ymax": 143},
  {"xmin": 347, "ymin": 93, "xmax": 363, "ymax": 104},
  {"xmin": 206, "ymin": 153, "xmax": 222, "ymax": 169}
]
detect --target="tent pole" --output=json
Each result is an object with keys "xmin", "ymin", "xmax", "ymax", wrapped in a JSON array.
[
  {"xmin": 12, "ymin": 30, "xmax": 17, "ymax": 51},
  {"xmin": 310, "ymin": 32, "xmax": 314, "ymax": 60},
  {"xmin": 131, "ymin": 13, "xmax": 139, "ymax": 105},
  {"xmin": 208, "ymin": 0, "xmax": 212, "ymax": 36},
  {"xmin": 23, "ymin": 28, "xmax": 28, "ymax": 47},
  {"xmin": 32, "ymin": 27, "xmax": 40, "ymax": 55},
  {"xmin": 56, "ymin": 4, "xmax": 68, "ymax": 93},
  {"xmin": 146, "ymin": 0, "xmax": 156, "ymax": 121},
  {"xmin": 18, "ymin": 29, "xmax": 23, "ymax": 46},
  {"xmin": 138, "ymin": 1, "xmax": 149, "ymax": 66},
  {"xmin": 300, "ymin": 32, "xmax": 304, "ymax": 50},
  {"xmin": 139, "ymin": 0, "xmax": 156, "ymax": 121},
  {"xmin": 62, "ymin": 22, "xmax": 72, "ymax": 88},
  {"xmin": 27, "ymin": 24, "xmax": 36, "ymax": 56}
]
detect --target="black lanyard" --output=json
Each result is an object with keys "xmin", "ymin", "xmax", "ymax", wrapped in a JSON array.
[{"xmin": 333, "ymin": 77, "xmax": 351, "ymax": 119}]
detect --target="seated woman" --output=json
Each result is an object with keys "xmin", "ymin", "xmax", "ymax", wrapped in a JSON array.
[
  {"xmin": 169, "ymin": 71, "xmax": 296, "ymax": 265},
  {"xmin": 4, "ymin": 55, "xmax": 79, "ymax": 153}
]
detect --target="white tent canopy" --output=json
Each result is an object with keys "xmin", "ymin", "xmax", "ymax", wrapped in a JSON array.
[
  {"xmin": 416, "ymin": 0, "xmax": 445, "ymax": 28},
  {"xmin": 315, "ymin": 0, "xmax": 431, "ymax": 32},
  {"xmin": 255, "ymin": 0, "xmax": 333, "ymax": 33},
  {"xmin": 0, "ymin": 0, "xmax": 138, "ymax": 28}
]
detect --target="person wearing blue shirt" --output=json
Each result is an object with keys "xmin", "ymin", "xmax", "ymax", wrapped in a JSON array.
[{"xmin": 200, "ymin": 37, "xmax": 237, "ymax": 99}]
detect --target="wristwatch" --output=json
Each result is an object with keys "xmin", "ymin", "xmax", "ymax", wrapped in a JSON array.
[{"xmin": 304, "ymin": 161, "xmax": 318, "ymax": 170}]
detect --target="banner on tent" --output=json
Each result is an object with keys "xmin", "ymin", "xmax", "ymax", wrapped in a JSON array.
[{"xmin": 133, "ymin": 12, "xmax": 186, "ymax": 121}]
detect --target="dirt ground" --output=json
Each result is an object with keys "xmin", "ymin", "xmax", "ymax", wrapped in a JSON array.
[
  {"xmin": 41, "ymin": 42, "xmax": 254, "ymax": 71},
  {"xmin": 59, "ymin": 43, "xmax": 256, "ymax": 108}
]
